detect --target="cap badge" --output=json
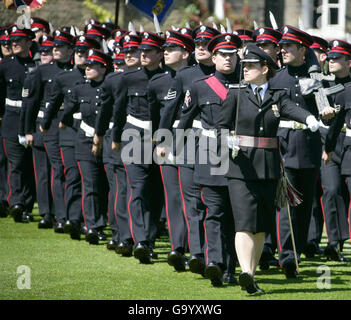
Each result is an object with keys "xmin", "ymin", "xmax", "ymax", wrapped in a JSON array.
[
  {"xmin": 333, "ymin": 40, "xmax": 339, "ymax": 47},
  {"xmin": 225, "ymin": 35, "xmax": 231, "ymax": 42},
  {"xmin": 233, "ymin": 31, "xmax": 238, "ymax": 35},
  {"xmin": 200, "ymin": 26, "xmax": 206, "ymax": 33},
  {"xmin": 124, "ymin": 35, "xmax": 130, "ymax": 42},
  {"xmin": 55, "ymin": 30, "xmax": 60, "ymax": 36},
  {"xmin": 88, "ymin": 49, "xmax": 94, "ymax": 56},
  {"xmin": 166, "ymin": 31, "xmax": 170, "ymax": 38},
  {"xmin": 79, "ymin": 36, "xmax": 85, "ymax": 42},
  {"xmin": 144, "ymin": 32, "xmax": 149, "ymax": 39},
  {"xmin": 181, "ymin": 28, "xmax": 187, "ymax": 35},
  {"xmin": 12, "ymin": 26, "xmax": 17, "ymax": 33},
  {"xmin": 284, "ymin": 26, "xmax": 289, "ymax": 34},
  {"xmin": 259, "ymin": 28, "xmax": 265, "ymax": 35}
]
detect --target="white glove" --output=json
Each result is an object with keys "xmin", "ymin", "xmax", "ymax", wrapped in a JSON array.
[
  {"xmin": 227, "ymin": 134, "xmax": 240, "ymax": 159},
  {"xmin": 306, "ymin": 115, "xmax": 319, "ymax": 132},
  {"xmin": 18, "ymin": 135, "xmax": 28, "ymax": 148}
]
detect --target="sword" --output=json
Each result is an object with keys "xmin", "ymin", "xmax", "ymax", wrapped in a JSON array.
[
  {"xmin": 269, "ymin": 11, "xmax": 279, "ymax": 30},
  {"xmin": 153, "ymin": 12, "xmax": 163, "ymax": 37}
]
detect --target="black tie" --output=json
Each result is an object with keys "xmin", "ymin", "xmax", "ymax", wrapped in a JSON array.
[{"xmin": 255, "ymin": 87, "xmax": 263, "ymax": 106}]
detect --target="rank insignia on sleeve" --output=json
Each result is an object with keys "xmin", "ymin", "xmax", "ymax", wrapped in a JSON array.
[
  {"xmin": 272, "ymin": 104, "xmax": 280, "ymax": 117},
  {"xmin": 22, "ymin": 88, "xmax": 29, "ymax": 98},
  {"xmin": 164, "ymin": 89, "xmax": 176, "ymax": 100}
]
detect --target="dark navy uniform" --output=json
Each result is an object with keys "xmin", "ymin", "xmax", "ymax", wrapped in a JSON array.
[
  {"xmin": 24, "ymin": 59, "xmax": 73, "ymax": 226},
  {"xmin": 61, "ymin": 76, "xmax": 109, "ymax": 244},
  {"xmin": 270, "ymin": 26, "xmax": 321, "ymax": 274},
  {"xmin": 0, "ymin": 27, "xmax": 37, "ymax": 220},
  {"xmin": 150, "ymin": 30, "xmax": 195, "ymax": 271},
  {"xmin": 112, "ymin": 31, "xmax": 165, "ymax": 263},
  {"xmin": 95, "ymin": 70, "xmax": 132, "ymax": 251}
]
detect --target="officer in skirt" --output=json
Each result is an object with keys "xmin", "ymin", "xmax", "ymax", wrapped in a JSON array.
[{"xmin": 217, "ymin": 44, "xmax": 320, "ymax": 293}]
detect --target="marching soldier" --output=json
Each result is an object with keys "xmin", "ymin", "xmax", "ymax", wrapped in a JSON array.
[
  {"xmin": 156, "ymin": 24, "xmax": 220, "ymax": 275},
  {"xmin": 22, "ymin": 35, "xmax": 54, "ymax": 228},
  {"xmin": 0, "ymin": 25, "xmax": 37, "ymax": 223},
  {"xmin": 174, "ymin": 33, "xmax": 242, "ymax": 286},
  {"xmin": 111, "ymin": 31, "xmax": 165, "ymax": 264},
  {"xmin": 217, "ymin": 43, "xmax": 319, "ymax": 293},
  {"xmin": 39, "ymin": 34, "xmax": 100, "ymax": 239},
  {"xmin": 24, "ymin": 30, "xmax": 74, "ymax": 232},
  {"xmin": 60, "ymin": 49, "xmax": 111, "ymax": 245},
  {"xmin": 304, "ymin": 36, "xmax": 330, "ymax": 257},
  {"xmin": 94, "ymin": 32, "xmax": 141, "ymax": 253},
  {"xmin": 150, "ymin": 29, "xmax": 194, "ymax": 271},
  {"xmin": 321, "ymin": 39, "xmax": 351, "ymax": 262},
  {"xmin": 270, "ymin": 26, "xmax": 331, "ymax": 277}
]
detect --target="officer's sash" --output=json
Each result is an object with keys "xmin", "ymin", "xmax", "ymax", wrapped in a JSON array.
[{"xmin": 204, "ymin": 76, "xmax": 228, "ymax": 101}]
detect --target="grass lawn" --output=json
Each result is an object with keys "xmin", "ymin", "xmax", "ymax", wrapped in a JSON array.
[{"xmin": 0, "ymin": 206, "xmax": 350, "ymax": 301}]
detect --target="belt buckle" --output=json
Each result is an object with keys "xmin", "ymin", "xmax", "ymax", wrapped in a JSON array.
[
  {"xmin": 342, "ymin": 125, "xmax": 347, "ymax": 133},
  {"xmin": 293, "ymin": 122, "xmax": 302, "ymax": 130}
]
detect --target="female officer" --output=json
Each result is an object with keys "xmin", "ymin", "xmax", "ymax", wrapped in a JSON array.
[
  {"xmin": 59, "ymin": 49, "xmax": 111, "ymax": 245},
  {"xmin": 217, "ymin": 43, "xmax": 319, "ymax": 293}
]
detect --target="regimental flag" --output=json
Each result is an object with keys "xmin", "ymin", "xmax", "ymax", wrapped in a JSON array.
[
  {"xmin": 126, "ymin": 0, "xmax": 177, "ymax": 24},
  {"xmin": 4, "ymin": 0, "xmax": 46, "ymax": 10}
]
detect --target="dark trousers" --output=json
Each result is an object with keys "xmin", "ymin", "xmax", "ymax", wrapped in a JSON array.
[
  {"xmin": 0, "ymin": 134, "xmax": 8, "ymax": 205},
  {"xmin": 32, "ymin": 145, "xmax": 52, "ymax": 215},
  {"xmin": 307, "ymin": 175, "xmax": 324, "ymax": 244},
  {"xmin": 320, "ymin": 160, "xmax": 349, "ymax": 243},
  {"xmin": 160, "ymin": 165, "xmax": 188, "ymax": 253},
  {"xmin": 200, "ymin": 185, "xmax": 234, "ymax": 270},
  {"xmin": 105, "ymin": 163, "xmax": 118, "ymax": 238},
  {"xmin": 124, "ymin": 163, "xmax": 162, "ymax": 246},
  {"xmin": 3, "ymin": 138, "xmax": 35, "ymax": 211},
  {"xmin": 114, "ymin": 164, "xmax": 131, "ymax": 243},
  {"xmin": 77, "ymin": 160, "xmax": 107, "ymax": 231},
  {"xmin": 43, "ymin": 140, "xmax": 66, "ymax": 222},
  {"xmin": 178, "ymin": 166, "xmax": 206, "ymax": 256},
  {"xmin": 60, "ymin": 146, "xmax": 82, "ymax": 223},
  {"xmin": 277, "ymin": 168, "xmax": 319, "ymax": 264}
]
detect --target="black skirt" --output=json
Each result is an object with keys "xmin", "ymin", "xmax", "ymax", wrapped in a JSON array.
[{"xmin": 227, "ymin": 178, "xmax": 278, "ymax": 234}]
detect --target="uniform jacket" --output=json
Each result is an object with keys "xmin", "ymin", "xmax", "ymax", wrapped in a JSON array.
[
  {"xmin": 216, "ymin": 81, "xmax": 313, "ymax": 181},
  {"xmin": 0, "ymin": 55, "xmax": 36, "ymax": 139},
  {"xmin": 270, "ymin": 65, "xmax": 322, "ymax": 169}
]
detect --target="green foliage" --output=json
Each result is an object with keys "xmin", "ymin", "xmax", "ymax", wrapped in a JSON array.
[{"xmin": 83, "ymin": 0, "xmax": 114, "ymax": 22}]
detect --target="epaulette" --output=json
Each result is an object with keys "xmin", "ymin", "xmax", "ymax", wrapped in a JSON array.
[
  {"xmin": 150, "ymin": 71, "xmax": 169, "ymax": 82},
  {"xmin": 177, "ymin": 65, "xmax": 195, "ymax": 75},
  {"xmin": 228, "ymin": 84, "xmax": 247, "ymax": 89},
  {"xmin": 344, "ymin": 82, "xmax": 351, "ymax": 88},
  {"xmin": 276, "ymin": 66, "xmax": 286, "ymax": 73}
]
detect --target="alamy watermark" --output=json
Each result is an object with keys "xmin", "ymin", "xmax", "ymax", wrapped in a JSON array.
[{"xmin": 17, "ymin": 265, "xmax": 31, "ymax": 289}]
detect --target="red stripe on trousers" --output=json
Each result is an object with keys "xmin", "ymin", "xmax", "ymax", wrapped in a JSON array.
[
  {"xmin": 160, "ymin": 166, "xmax": 174, "ymax": 250},
  {"xmin": 77, "ymin": 161, "xmax": 88, "ymax": 230},
  {"xmin": 123, "ymin": 163, "xmax": 135, "ymax": 244},
  {"xmin": 177, "ymin": 167, "xmax": 191, "ymax": 250},
  {"xmin": 320, "ymin": 184, "xmax": 330, "ymax": 243},
  {"xmin": 2, "ymin": 138, "xmax": 12, "ymax": 206},
  {"xmin": 200, "ymin": 188, "xmax": 209, "ymax": 265}
]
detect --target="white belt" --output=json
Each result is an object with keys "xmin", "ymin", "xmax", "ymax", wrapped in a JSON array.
[
  {"xmin": 172, "ymin": 120, "xmax": 180, "ymax": 128},
  {"xmin": 73, "ymin": 112, "xmax": 82, "ymax": 120},
  {"xmin": 80, "ymin": 120, "xmax": 95, "ymax": 137},
  {"xmin": 346, "ymin": 128, "xmax": 351, "ymax": 137},
  {"xmin": 127, "ymin": 114, "xmax": 151, "ymax": 131},
  {"xmin": 38, "ymin": 110, "xmax": 44, "ymax": 118},
  {"xmin": 279, "ymin": 120, "xmax": 308, "ymax": 130},
  {"xmin": 201, "ymin": 128, "xmax": 216, "ymax": 139},
  {"xmin": 192, "ymin": 120, "xmax": 203, "ymax": 129},
  {"xmin": 109, "ymin": 122, "xmax": 114, "ymax": 129},
  {"xmin": 5, "ymin": 98, "xmax": 22, "ymax": 107}
]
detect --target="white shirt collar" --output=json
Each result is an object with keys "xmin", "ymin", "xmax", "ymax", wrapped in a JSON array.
[{"xmin": 250, "ymin": 82, "xmax": 269, "ymax": 99}]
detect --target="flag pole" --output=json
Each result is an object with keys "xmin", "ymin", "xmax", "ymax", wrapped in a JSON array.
[{"xmin": 115, "ymin": 0, "xmax": 120, "ymax": 26}]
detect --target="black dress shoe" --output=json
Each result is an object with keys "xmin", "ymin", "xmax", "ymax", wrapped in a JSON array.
[
  {"xmin": 116, "ymin": 240, "xmax": 133, "ymax": 256},
  {"xmin": 11, "ymin": 204, "xmax": 24, "ymax": 223},
  {"xmin": 304, "ymin": 241, "xmax": 318, "ymax": 258},
  {"xmin": 167, "ymin": 250, "xmax": 186, "ymax": 271},
  {"xmin": 259, "ymin": 246, "xmax": 274, "ymax": 270},
  {"xmin": 239, "ymin": 272, "xmax": 254, "ymax": 289},
  {"xmin": 133, "ymin": 242, "xmax": 151, "ymax": 264},
  {"xmin": 0, "ymin": 204, "xmax": 8, "ymax": 217},
  {"xmin": 86, "ymin": 229, "xmax": 99, "ymax": 245},
  {"xmin": 223, "ymin": 272, "xmax": 238, "ymax": 285},
  {"xmin": 54, "ymin": 221, "xmax": 65, "ymax": 233},
  {"xmin": 204, "ymin": 262, "xmax": 223, "ymax": 287},
  {"xmin": 282, "ymin": 259, "xmax": 297, "ymax": 278},
  {"xmin": 63, "ymin": 220, "xmax": 73, "ymax": 234},
  {"xmin": 106, "ymin": 240, "xmax": 118, "ymax": 250},
  {"xmin": 188, "ymin": 255, "xmax": 205, "ymax": 275},
  {"xmin": 38, "ymin": 214, "xmax": 54, "ymax": 229},
  {"xmin": 64, "ymin": 221, "xmax": 81, "ymax": 240},
  {"xmin": 97, "ymin": 230, "xmax": 107, "ymax": 241},
  {"xmin": 324, "ymin": 243, "xmax": 341, "ymax": 261}
]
